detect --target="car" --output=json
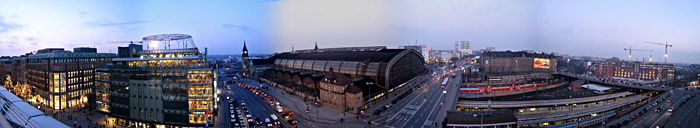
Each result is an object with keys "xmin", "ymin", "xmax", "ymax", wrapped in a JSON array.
[
  {"xmin": 269, "ymin": 101, "xmax": 275, "ymax": 106},
  {"xmin": 226, "ymin": 96, "xmax": 230, "ymax": 100},
  {"xmin": 668, "ymin": 107, "xmax": 673, "ymax": 112},
  {"xmin": 608, "ymin": 123, "xmax": 622, "ymax": 128},
  {"xmin": 276, "ymin": 105, "xmax": 283, "ymax": 113},
  {"xmin": 286, "ymin": 110, "xmax": 294, "ymax": 116},
  {"xmin": 255, "ymin": 117, "xmax": 263, "ymax": 125},
  {"xmin": 265, "ymin": 118, "xmax": 273, "ymax": 127},
  {"xmin": 234, "ymin": 123, "xmax": 240, "ymax": 127},
  {"xmin": 270, "ymin": 114, "xmax": 280, "ymax": 125},
  {"xmin": 373, "ymin": 110, "xmax": 382, "ymax": 115},
  {"xmin": 656, "ymin": 107, "xmax": 661, "ymax": 112},
  {"xmin": 282, "ymin": 113, "xmax": 290, "ymax": 119},
  {"xmin": 288, "ymin": 119, "xmax": 298, "ymax": 125},
  {"xmin": 385, "ymin": 103, "xmax": 392, "ymax": 108},
  {"xmin": 633, "ymin": 114, "xmax": 639, "ymax": 118},
  {"xmin": 622, "ymin": 119, "xmax": 631, "ymax": 125}
]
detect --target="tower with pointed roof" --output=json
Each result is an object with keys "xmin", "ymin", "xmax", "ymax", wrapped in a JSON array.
[
  {"xmin": 314, "ymin": 42, "xmax": 319, "ymax": 52},
  {"xmin": 242, "ymin": 41, "xmax": 250, "ymax": 77},
  {"xmin": 242, "ymin": 41, "xmax": 249, "ymax": 57}
]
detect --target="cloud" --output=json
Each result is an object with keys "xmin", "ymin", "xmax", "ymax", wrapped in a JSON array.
[
  {"xmin": 0, "ymin": 16, "xmax": 22, "ymax": 33},
  {"xmin": 86, "ymin": 20, "xmax": 146, "ymax": 27},
  {"xmin": 222, "ymin": 24, "xmax": 253, "ymax": 31},
  {"xmin": 25, "ymin": 37, "xmax": 36, "ymax": 41}
]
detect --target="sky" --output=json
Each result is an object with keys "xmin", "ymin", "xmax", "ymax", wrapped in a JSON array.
[{"xmin": 0, "ymin": 0, "xmax": 699, "ymax": 64}]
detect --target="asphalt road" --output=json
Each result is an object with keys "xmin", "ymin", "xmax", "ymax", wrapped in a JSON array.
[
  {"xmin": 230, "ymin": 83, "xmax": 275, "ymax": 128},
  {"xmin": 368, "ymin": 67, "xmax": 459, "ymax": 128},
  {"xmin": 665, "ymin": 91, "xmax": 700, "ymax": 128},
  {"xmin": 605, "ymin": 89, "xmax": 687, "ymax": 128}
]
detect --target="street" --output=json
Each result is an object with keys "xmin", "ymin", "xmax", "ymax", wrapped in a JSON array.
[{"xmin": 368, "ymin": 66, "xmax": 460, "ymax": 128}]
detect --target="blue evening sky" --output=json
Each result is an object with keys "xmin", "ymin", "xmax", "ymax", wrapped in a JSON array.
[{"xmin": 0, "ymin": 0, "xmax": 698, "ymax": 64}]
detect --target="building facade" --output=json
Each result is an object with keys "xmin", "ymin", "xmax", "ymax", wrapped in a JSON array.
[
  {"xmin": 256, "ymin": 46, "xmax": 426, "ymax": 113},
  {"xmin": 444, "ymin": 110, "xmax": 518, "ymax": 128},
  {"xmin": 479, "ymin": 51, "xmax": 558, "ymax": 73},
  {"xmin": 97, "ymin": 34, "xmax": 216, "ymax": 127},
  {"xmin": 318, "ymin": 68, "xmax": 363, "ymax": 113},
  {"xmin": 594, "ymin": 60, "xmax": 674, "ymax": 80},
  {"xmin": 26, "ymin": 48, "xmax": 116, "ymax": 110}
]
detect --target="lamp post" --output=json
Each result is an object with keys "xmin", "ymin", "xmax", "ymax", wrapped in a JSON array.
[{"xmin": 366, "ymin": 81, "xmax": 373, "ymax": 128}]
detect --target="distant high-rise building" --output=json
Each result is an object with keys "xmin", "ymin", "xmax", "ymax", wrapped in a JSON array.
[
  {"xmin": 460, "ymin": 41, "xmax": 470, "ymax": 50},
  {"xmin": 455, "ymin": 41, "xmax": 459, "ymax": 51}
]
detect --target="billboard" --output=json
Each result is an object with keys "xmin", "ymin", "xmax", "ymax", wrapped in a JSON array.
[{"xmin": 533, "ymin": 58, "xmax": 551, "ymax": 69}]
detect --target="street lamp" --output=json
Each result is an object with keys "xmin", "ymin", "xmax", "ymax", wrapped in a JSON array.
[{"xmin": 365, "ymin": 81, "xmax": 374, "ymax": 128}]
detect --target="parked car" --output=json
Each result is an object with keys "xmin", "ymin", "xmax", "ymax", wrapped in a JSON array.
[
  {"xmin": 385, "ymin": 103, "xmax": 392, "ymax": 108},
  {"xmin": 373, "ymin": 110, "xmax": 382, "ymax": 115},
  {"xmin": 255, "ymin": 117, "xmax": 262, "ymax": 125},
  {"xmin": 265, "ymin": 118, "xmax": 272, "ymax": 127}
]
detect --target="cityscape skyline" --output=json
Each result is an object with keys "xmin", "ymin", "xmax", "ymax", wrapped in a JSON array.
[
  {"xmin": 0, "ymin": 0, "xmax": 699, "ymax": 64},
  {"xmin": 0, "ymin": 1, "xmax": 699, "ymax": 128}
]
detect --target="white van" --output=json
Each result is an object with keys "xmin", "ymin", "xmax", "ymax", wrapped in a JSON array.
[{"xmin": 270, "ymin": 114, "xmax": 280, "ymax": 125}]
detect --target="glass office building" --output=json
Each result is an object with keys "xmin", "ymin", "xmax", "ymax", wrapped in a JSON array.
[{"xmin": 97, "ymin": 34, "xmax": 216, "ymax": 127}]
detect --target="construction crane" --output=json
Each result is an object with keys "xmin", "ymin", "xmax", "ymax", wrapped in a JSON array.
[
  {"xmin": 644, "ymin": 41, "xmax": 672, "ymax": 64},
  {"xmin": 624, "ymin": 46, "xmax": 653, "ymax": 62}
]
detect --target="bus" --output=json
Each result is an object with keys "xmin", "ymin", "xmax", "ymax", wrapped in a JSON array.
[{"xmin": 441, "ymin": 78, "xmax": 449, "ymax": 88}]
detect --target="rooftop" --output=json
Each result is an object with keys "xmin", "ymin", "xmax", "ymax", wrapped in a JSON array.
[
  {"xmin": 482, "ymin": 51, "xmax": 556, "ymax": 59},
  {"xmin": 273, "ymin": 49, "xmax": 408, "ymax": 62},
  {"xmin": 445, "ymin": 110, "xmax": 517, "ymax": 124}
]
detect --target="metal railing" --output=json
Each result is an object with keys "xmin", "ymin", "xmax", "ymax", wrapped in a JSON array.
[{"xmin": 0, "ymin": 86, "xmax": 69, "ymax": 128}]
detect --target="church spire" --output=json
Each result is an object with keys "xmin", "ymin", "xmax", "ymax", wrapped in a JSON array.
[
  {"xmin": 314, "ymin": 41, "xmax": 319, "ymax": 52},
  {"xmin": 242, "ymin": 41, "xmax": 248, "ymax": 57}
]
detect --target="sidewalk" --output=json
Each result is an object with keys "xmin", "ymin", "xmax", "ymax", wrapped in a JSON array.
[{"xmin": 40, "ymin": 106, "xmax": 118, "ymax": 128}]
